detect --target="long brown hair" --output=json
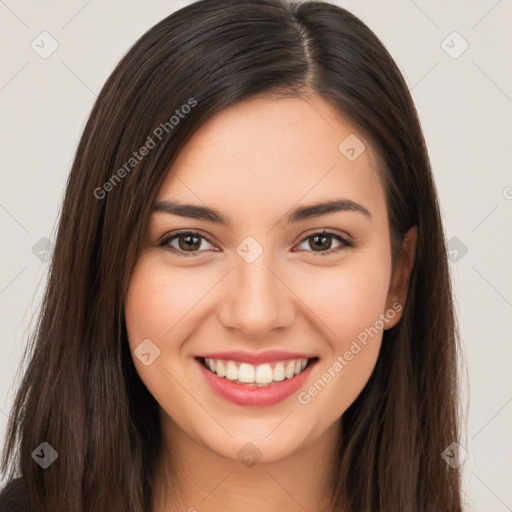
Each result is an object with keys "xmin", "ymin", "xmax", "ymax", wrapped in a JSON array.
[{"xmin": 1, "ymin": 0, "xmax": 463, "ymax": 510}]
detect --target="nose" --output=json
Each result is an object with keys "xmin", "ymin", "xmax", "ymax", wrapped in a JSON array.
[{"xmin": 217, "ymin": 255, "xmax": 296, "ymax": 339}]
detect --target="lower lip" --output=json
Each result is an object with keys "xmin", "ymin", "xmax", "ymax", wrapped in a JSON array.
[{"xmin": 195, "ymin": 358, "xmax": 317, "ymax": 407}]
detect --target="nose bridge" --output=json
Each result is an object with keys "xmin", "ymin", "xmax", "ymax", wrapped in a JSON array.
[{"xmin": 218, "ymin": 244, "xmax": 295, "ymax": 337}]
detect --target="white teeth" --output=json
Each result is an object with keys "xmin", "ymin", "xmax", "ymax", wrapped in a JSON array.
[
  {"xmin": 285, "ymin": 361, "xmax": 295, "ymax": 379},
  {"xmin": 238, "ymin": 363, "xmax": 255, "ymax": 383},
  {"xmin": 216, "ymin": 360, "xmax": 226, "ymax": 377},
  {"xmin": 273, "ymin": 362, "xmax": 285, "ymax": 382},
  {"xmin": 203, "ymin": 357, "xmax": 311, "ymax": 385},
  {"xmin": 225, "ymin": 361, "xmax": 239, "ymax": 381},
  {"xmin": 255, "ymin": 363, "xmax": 274, "ymax": 384}
]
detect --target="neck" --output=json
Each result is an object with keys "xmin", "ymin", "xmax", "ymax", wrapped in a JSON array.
[{"xmin": 152, "ymin": 412, "xmax": 341, "ymax": 512}]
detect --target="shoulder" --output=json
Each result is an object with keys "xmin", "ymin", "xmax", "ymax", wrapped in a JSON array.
[{"xmin": 0, "ymin": 477, "xmax": 32, "ymax": 512}]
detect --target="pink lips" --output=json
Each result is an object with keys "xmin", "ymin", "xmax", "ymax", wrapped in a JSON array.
[{"xmin": 195, "ymin": 351, "xmax": 318, "ymax": 407}]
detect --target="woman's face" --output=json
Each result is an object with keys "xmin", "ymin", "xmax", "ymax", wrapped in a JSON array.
[{"xmin": 125, "ymin": 93, "xmax": 409, "ymax": 464}]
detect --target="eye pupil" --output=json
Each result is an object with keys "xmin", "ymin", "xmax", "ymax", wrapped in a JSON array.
[
  {"xmin": 179, "ymin": 234, "xmax": 201, "ymax": 251},
  {"xmin": 311, "ymin": 235, "xmax": 331, "ymax": 251}
]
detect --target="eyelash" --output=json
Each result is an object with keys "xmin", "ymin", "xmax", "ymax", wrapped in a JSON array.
[{"xmin": 157, "ymin": 229, "xmax": 354, "ymax": 257}]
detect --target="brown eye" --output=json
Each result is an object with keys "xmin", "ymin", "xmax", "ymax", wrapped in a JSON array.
[
  {"xmin": 159, "ymin": 230, "xmax": 215, "ymax": 256},
  {"xmin": 295, "ymin": 231, "xmax": 353, "ymax": 255}
]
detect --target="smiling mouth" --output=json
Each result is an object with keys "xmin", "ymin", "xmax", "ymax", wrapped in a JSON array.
[{"xmin": 197, "ymin": 356, "xmax": 318, "ymax": 387}]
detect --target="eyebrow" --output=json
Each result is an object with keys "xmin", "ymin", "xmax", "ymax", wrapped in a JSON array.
[{"xmin": 152, "ymin": 198, "xmax": 372, "ymax": 227}]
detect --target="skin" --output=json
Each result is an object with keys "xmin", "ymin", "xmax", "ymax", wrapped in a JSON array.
[{"xmin": 124, "ymin": 92, "xmax": 417, "ymax": 512}]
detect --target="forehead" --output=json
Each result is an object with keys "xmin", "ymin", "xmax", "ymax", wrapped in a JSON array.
[{"xmin": 156, "ymin": 94, "xmax": 386, "ymax": 222}]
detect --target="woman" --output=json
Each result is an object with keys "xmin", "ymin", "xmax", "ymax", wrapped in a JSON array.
[{"xmin": 0, "ymin": 0, "xmax": 464, "ymax": 510}]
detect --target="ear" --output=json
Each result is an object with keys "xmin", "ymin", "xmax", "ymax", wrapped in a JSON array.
[{"xmin": 384, "ymin": 226, "xmax": 417, "ymax": 329}]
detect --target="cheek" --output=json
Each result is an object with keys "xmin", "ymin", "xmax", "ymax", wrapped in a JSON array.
[
  {"xmin": 125, "ymin": 257, "xmax": 212, "ymax": 347},
  {"xmin": 297, "ymin": 267, "xmax": 388, "ymax": 416},
  {"xmin": 292, "ymin": 259, "xmax": 391, "ymax": 349},
  {"xmin": 124, "ymin": 258, "xmax": 205, "ymax": 427},
  {"xmin": 124, "ymin": 259, "xmax": 191, "ymax": 413},
  {"xmin": 335, "ymin": 270, "xmax": 389, "ymax": 343},
  {"xmin": 125, "ymin": 272, "xmax": 169, "ymax": 347},
  {"xmin": 290, "ymin": 259, "xmax": 390, "ymax": 413}
]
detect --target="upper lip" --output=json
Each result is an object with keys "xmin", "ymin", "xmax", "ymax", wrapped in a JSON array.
[{"xmin": 196, "ymin": 350, "xmax": 316, "ymax": 365}]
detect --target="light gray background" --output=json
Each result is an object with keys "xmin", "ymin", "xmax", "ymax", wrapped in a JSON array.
[{"xmin": 1, "ymin": 0, "xmax": 511, "ymax": 510}]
